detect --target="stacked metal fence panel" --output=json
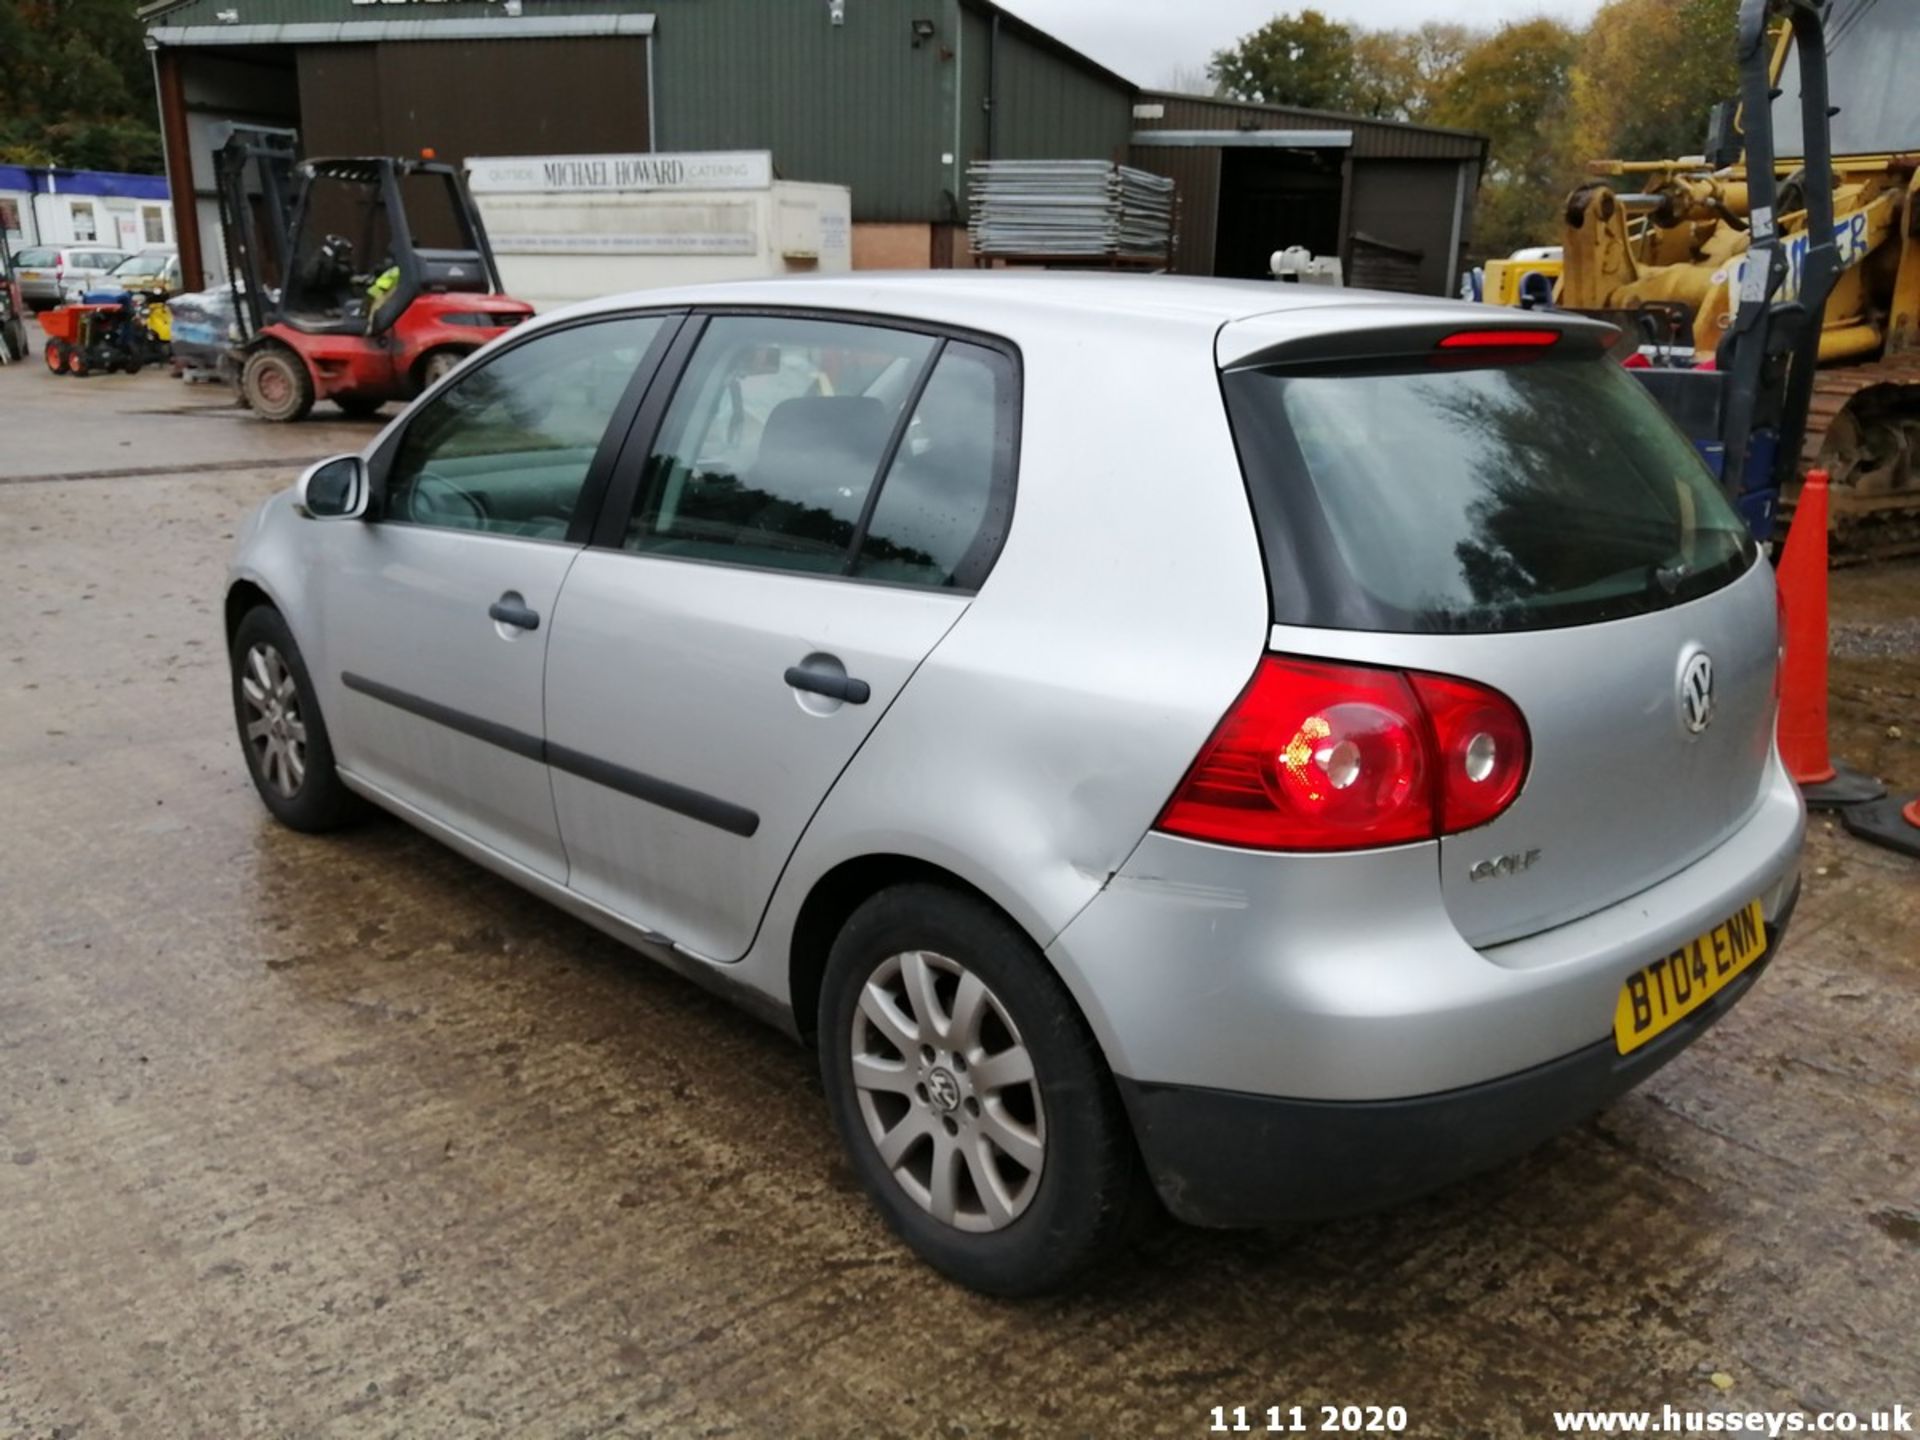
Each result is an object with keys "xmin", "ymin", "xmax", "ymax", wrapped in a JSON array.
[{"xmin": 967, "ymin": 160, "xmax": 1175, "ymax": 261}]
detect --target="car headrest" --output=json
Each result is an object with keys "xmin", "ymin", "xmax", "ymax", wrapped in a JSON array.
[{"xmin": 751, "ymin": 395, "xmax": 892, "ymax": 518}]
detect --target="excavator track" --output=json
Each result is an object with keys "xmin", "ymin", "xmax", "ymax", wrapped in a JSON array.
[{"xmin": 1785, "ymin": 356, "xmax": 1920, "ymax": 564}]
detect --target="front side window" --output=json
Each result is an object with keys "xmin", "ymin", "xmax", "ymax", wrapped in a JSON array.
[
  {"xmin": 626, "ymin": 315, "xmax": 1017, "ymax": 588},
  {"xmin": 382, "ymin": 315, "xmax": 665, "ymax": 540}
]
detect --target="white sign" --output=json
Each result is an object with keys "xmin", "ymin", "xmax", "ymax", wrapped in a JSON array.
[
  {"xmin": 466, "ymin": 152, "xmax": 774, "ymax": 195},
  {"xmin": 479, "ymin": 198, "xmax": 760, "ymax": 257}
]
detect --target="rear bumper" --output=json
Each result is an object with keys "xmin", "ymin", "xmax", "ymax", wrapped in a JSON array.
[
  {"xmin": 1120, "ymin": 884, "xmax": 1798, "ymax": 1227},
  {"xmin": 1045, "ymin": 752, "xmax": 1805, "ymax": 1102}
]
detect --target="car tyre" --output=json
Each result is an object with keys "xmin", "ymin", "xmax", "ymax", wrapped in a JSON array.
[
  {"xmin": 819, "ymin": 882, "xmax": 1151, "ymax": 1296},
  {"xmin": 230, "ymin": 606, "xmax": 365, "ymax": 832},
  {"xmin": 242, "ymin": 346, "xmax": 315, "ymax": 422}
]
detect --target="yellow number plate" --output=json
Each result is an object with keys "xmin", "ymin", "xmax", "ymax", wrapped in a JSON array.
[{"xmin": 1613, "ymin": 899, "xmax": 1767, "ymax": 1054}]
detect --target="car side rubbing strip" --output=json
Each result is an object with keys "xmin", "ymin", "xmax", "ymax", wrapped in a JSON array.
[
  {"xmin": 545, "ymin": 742, "xmax": 760, "ymax": 838},
  {"xmin": 341, "ymin": 671, "xmax": 545, "ymax": 762},
  {"xmin": 339, "ymin": 672, "xmax": 760, "ymax": 837}
]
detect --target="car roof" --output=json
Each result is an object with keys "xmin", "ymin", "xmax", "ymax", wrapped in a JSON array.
[{"xmin": 549, "ymin": 271, "xmax": 1466, "ymax": 344}]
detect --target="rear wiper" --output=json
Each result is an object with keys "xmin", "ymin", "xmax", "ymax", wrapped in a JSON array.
[{"xmin": 1650, "ymin": 560, "xmax": 1691, "ymax": 596}]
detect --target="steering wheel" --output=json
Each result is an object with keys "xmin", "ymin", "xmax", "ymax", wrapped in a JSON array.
[{"xmin": 406, "ymin": 470, "xmax": 488, "ymax": 527}]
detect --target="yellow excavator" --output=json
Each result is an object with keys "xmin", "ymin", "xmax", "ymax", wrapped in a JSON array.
[{"xmin": 1486, "ymin": 0, "xmax": 1920, "ymax": 559}]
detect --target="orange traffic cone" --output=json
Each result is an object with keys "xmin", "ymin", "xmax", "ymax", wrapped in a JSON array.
[{"xmin": 1774, "ymin": 469, "xmax": 1885, "ymax": 809}]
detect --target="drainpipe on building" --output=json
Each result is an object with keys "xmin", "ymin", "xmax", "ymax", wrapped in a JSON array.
[
  {"xmin": 26, "ymin": 167, "xmax": 46, "ymax": 248},
  {"xmin": 936, "ymin": 0, "xmax": 964, "ymax": 267},
  {"xmin": 986, "ymin": 11, "xmax": 999, "ymax": 160}
]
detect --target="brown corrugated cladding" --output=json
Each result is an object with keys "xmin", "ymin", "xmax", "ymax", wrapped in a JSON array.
[
  {"xmin": 1132, "ymin": 146, "xmax": 1219, "ymax": 275},
  {"xmin": 1136, "ymin": 92, "xmax": 1484, "ymax": 163},
  {"xmin": 1348, "ymin": 160, "xmax": 1468, "ymax": 294},
  {"xmin": 295, "ymin": 39, "xmax": 650, "ymax": 161}
]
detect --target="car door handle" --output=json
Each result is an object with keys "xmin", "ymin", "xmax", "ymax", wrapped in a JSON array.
[
  {"xmin": 488, "ymin": 596, "xmax": 541, "ymax": 631},
  {"xmin": 784, "ymin": 665, "xmax": 870, "ymax": 705}
]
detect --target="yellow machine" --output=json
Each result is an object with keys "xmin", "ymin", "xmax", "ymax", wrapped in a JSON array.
[{"xmin": 1498, "ymin": 0, "xmax": 1920, "ymax": 557}]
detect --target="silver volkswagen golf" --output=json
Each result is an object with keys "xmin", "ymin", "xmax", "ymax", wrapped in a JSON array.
[{"xmin": 226, "ymin": 274, "xmax": 1803, "ymax": 1294}]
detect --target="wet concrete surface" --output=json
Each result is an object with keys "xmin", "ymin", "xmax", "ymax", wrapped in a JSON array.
[
  {"xmin": 2, "ymin": 317, "xmax": 379, "ymax": 483},
  {"xmin": 2, "ymin": 361, "xmax": 1916, "ymax": 1439},
  {"xmin": 1830, "ymin": 559, "xmax": 1920, "ymax": 794}
]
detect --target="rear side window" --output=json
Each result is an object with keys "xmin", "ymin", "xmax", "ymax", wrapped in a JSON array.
[
  {"xmin": 626, "ymin": 315, "xmax": 1017, "ymax": 590},
  {"xmin": 853, "ymin": 342, "xmax": 1017, "ymax": 588},
  {"xmin": 1223, "ymin": 357, "xmax": 1758, "ymax": 633}
]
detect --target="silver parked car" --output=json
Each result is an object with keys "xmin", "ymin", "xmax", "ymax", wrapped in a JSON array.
[
  {"xmin": 12, "ymin": 244, "xmax": 129, "ymax": 310},
  {"xmin": 226, "ymin": 275, "xmax": 1804, "ymax": 1294},
  {"xmin": 60, "ymin": 247, "xmax": 179, "ymax": 304}
]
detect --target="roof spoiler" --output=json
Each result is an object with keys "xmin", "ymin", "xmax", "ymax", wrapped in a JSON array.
[{"xmin": 1220, "ymin": 312, "xmax": 1622, "ymax": 371}]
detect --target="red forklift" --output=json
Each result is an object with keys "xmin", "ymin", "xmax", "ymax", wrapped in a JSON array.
[{"xmin": 215, "ymin": 128, "xmax": 533, "ymax": 420}]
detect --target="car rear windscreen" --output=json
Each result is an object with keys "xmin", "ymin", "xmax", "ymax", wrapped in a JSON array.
[{"xmin": 1222, "ymin": 355, "xmax": 1759, "ymax": 634}]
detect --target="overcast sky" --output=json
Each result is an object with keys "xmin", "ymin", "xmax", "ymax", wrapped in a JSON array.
[{"xmin": 996, "ymin": 0, "xmax": 1609, "ymax": 90}]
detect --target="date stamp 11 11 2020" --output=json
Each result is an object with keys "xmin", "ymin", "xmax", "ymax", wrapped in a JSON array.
[{"xmin": 1209, "ymin": 1404, "xmax": 1412, "ymax": 1435}]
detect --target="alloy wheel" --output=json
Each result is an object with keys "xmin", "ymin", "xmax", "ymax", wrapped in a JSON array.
[
  {"xmin": 240, "ymin": 642, "xmax": 307, "ymax": 799},
  {"xmin": 849, "ymin": 950, "xmax": 1047, "ymax": 1233}
]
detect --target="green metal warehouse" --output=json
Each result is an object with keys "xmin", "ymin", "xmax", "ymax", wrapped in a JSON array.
[{"xmin": 139, "ymin": 0, "xmax": 1487, "ymax": 294}]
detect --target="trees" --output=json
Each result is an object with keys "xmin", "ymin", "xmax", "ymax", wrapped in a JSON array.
[
  {"xmin": 1207, "ymin": 10, "xmax": 1357, "ymax": 111},
  {"xmin": 1430, "ymin": 18, "xmax": 1582, "ymax": 255},
  {"xmin": 1349, "ymin": 22, "xmax": 1477, "ymax": 123},
  {"xmin": 0, "ymin": 0, "xmax": 162, "ymax": 172},
  {"xmin": 1571, "ymin": 0, "xmax": 1739, "ymax": 163}
]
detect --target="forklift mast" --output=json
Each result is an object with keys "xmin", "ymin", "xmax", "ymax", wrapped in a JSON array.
[
  {"xmin": 281, "ymin": 156, "xmax": 508, "ymax": 336},
  {"xmin": 1623, "ymin": 0, "xmax": 1839, "ymax": 540},
  {"xmin": 1715, "ymin": 0, "xmax": 1839, "ymax": 504},
  {"xmin": 212, "ymin": 125, "xmax": 301, "ymax": 341}
]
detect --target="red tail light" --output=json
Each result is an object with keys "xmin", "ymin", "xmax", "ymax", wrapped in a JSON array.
[
  {"xmin": 1409, "ymin": 671, "xmax": 1529, "ymax": 833},
  {"xmin": 1436, "ymin": 328, "xmax": 1559, "ymax": 350},
  {"xmin": 1155, "ymin": 656, "xmax": 1530, "ymax": 852}
]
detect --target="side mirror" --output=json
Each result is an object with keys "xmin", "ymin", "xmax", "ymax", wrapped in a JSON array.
[{"xmin": 296, "ymin": 454, "xmax": 369, "ymax": 520}]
